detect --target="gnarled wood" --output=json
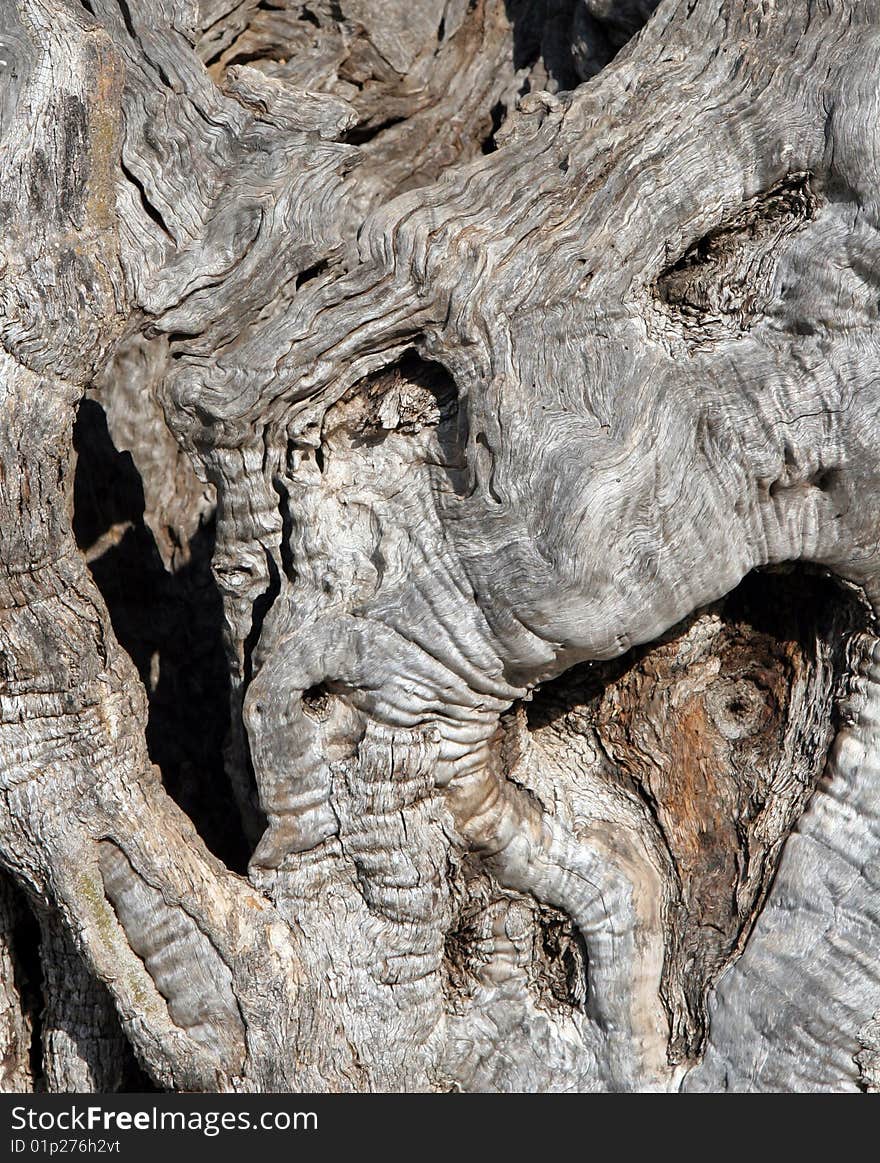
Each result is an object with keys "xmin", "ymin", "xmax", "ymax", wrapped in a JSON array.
[{"xmin": 1, "ymin": 0, "xmax": 880, "ymax": 1093}]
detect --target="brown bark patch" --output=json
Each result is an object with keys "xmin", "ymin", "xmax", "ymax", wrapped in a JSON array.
[{"xmin": 526, "ymin": 567, "xmax": 868, "ymax": 1060}]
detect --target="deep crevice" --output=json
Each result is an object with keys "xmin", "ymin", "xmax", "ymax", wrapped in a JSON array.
[
  {"xmin": 3, "ymin": 878, "xmax": 43, "ymax": 1090},
  {"xmin": 271, "ymin": 476, "xmax": 296, "ymax": 584},
  {"xmin": 301, "ymin": 682, "xmax": 334, "ymax": 722},
  {"xmin": 72, "ymin": 400, "xmax": 247, "ymax": 874},
  {"xmin": 242, "ymin": 547, "xmax": 281, "ymax": 689},
  {"xmin": 442, "ymin": 859, "xmax": 588, "ymax": 1016},
  {"xmin": 506, "ymin": 0, "xmax": 579, "ymax": 86},
  {"xmin": 224, "ymin": 47, "xmax": 286, "ymax": 68},
  {"xmin": 481, "ymin": 101, "xmax": 507, "ymax": 155},
  {"xmin": 295, "ymin": 259, "xmax": 329, "ymax": 290},
  {"xmin": 324, "ymin": 350, "xmax": 469, "ymax": 494},
  {"xmin": 655, "ymin": 172, "xmax": 818, "ymax": 340},
  {"xmin": 505, "ymin": 0, "xmax": 661, "ymax": 90},
  {"xmin": 535, "ymin": 904, "xmax": 588, "ymax": 1011},
  {"xmin": 342, "ymin": 115, "xmax": 407, "ymax": 147},
  {"xmin": 120, "ymin": 158, "xmax": 175, "ymax": 244},
  {"xmin": 116, "ymin": 0, "xmax": 138, "ymax": 42}
]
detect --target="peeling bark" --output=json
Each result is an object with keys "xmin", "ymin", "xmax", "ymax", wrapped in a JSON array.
[{"xmin": 2, "ymin": 0, "xmax": 880, "ymax": 1092}]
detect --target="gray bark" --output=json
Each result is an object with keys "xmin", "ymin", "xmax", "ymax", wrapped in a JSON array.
[
  {"xmin": 38, "ymin": 911, "xmax": 129, "ymax": 1093},
  {"xmin": 1, "ymin": 0, "xmax": 880, "ymax": 1092}
]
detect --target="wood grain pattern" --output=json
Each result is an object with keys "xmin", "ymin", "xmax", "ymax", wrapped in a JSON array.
[{"xmin": 0, "ymin": 0, "xmax": 879, "ymax": 1091}]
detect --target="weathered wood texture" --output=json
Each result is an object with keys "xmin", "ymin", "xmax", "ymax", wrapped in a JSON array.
[{"xmin": 1, "ymin": 0, "xmax": 880, "ymax": 1091}]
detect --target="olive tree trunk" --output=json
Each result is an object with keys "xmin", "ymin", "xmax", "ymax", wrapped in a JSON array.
[{"xmin": 1, "ymin": 0, "xmax": 880, "ymax": 1092}]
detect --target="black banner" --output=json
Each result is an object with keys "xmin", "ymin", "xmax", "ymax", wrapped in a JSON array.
[{"xmin": 0, "ymin": 1089, "xmax": 843, "ymax": 1160}]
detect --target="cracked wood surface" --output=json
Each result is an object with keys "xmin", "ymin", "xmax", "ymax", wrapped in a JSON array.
[{"xmin": 1, "ymin": 0, "xmax": 880, "ymax": 1092}]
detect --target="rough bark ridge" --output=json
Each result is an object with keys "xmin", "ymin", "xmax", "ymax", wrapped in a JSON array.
[{"xmin": 1, "ymin": 0, "xmax": 880, "ymax": 1092}]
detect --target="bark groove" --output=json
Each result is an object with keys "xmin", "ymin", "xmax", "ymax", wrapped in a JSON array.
[{"xmin": 2, "ymin": 0, "xmax": 880, "ymax": 1092}]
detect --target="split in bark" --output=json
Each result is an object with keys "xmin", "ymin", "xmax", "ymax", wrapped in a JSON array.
[{"xmin": 1, "ymin": 0, "xmax": 880, "ymax": 1093}]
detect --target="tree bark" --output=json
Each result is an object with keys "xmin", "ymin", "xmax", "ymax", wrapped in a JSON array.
[{"xmin": 1, "ymin": 0, "xmax": 880, "ymax": 1092}]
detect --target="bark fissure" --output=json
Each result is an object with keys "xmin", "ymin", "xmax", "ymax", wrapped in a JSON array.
[{"xmin": 3, "ymin": 0, "xmax": 880, "ymax": 1093}]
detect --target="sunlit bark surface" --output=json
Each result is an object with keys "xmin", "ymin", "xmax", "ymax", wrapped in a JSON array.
[{"xmin": 1, "ymin": 0, "xmax": 880, "ymax": 1092}]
